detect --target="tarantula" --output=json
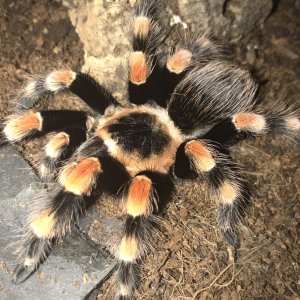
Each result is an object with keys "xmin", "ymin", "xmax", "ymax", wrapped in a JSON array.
[{"xmin": 2, "ymin": 0, "xmax": 299, "ymax": 299}]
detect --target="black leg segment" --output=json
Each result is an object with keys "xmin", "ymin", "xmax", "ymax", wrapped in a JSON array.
[{"xmin": 69, "ymin": 72, "xmax": 119, "ymax": 114}]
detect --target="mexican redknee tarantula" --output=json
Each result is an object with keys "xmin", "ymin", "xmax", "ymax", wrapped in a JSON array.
[{"xmin": 2, "ymin": 0, "xmax": 299, "ymax": 299}]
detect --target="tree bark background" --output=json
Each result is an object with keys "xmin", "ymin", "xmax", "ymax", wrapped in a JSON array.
[
  {"xmin": 173, "ymin": 0, "xmax": 273, "ymax": 41},
  {"xmin": 59, "ymin": 0, "xmax": 273, "ymax": 101}
]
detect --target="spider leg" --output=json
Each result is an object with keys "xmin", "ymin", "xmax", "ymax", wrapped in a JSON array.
[
  {"xmin": 161, "ymin": 34, "xmax": 226, "ymax": 104},
  {"xmin": 3, "ymin": 109, "xmax": 97, "ymax": 180},
  {"xmin": 128, "ymin": 0, "xmax": 166, "ymax": 106},
  {"xmin": 174, "ymin": 140, "xmax": 250, "ymax": 247},
  {"xmin": 14, "ymin": 156, "xmax": 102, "ymax": 283},
  {"xmin": 40, "ymin": 128, "xmax": 87, "ymax": 180},
  {"xmin": 14, "ymin": 136, "xmax": 129, "ymax": 283},
  {"xmin": 115, "ymin": 171, "xmax": 173, "ymax": 299},
  {"xmin": 15, "ymin": 70, "xmax": 118, "ymax": 114},
  {"xmin": 202, "ymin": 109, "xmax": 300, "ymax": 147},
  {"xmin": 2, "ymin": 109, "xmax": 94, "ymax": 142}
]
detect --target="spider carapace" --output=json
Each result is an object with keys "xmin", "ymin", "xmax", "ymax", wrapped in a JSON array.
[
  {"xmin": 98, "ymin": 106, "xmax": 183, "ymax": 175},
  {"xmin": 2, "ymin": 0, "xmax": 299, "ymax": 299}
]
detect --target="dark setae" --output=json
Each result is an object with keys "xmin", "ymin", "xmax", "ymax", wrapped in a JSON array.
[{"xmin": 2, "ymin": 1, "xmax": 299, "ymax": 299}]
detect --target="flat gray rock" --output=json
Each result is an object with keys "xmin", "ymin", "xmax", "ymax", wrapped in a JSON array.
[
  {"xmin": 0, "ymin": 144, "xmax": 38, "ymax": 199},
  {"xmin": 0, "ymin": 145, "xmax": 116, "ymax": 300}
]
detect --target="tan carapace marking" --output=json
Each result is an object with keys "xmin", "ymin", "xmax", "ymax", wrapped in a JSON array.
[
  {"xmin": 285, "ymin": 116, "xmax": 300, "ymax": 131},
  {"xmin": 115, "ymin": 147, "xmax": 176, "ymax": 175},
  {"xmin": 45, "ymin": 132, "xmax": 70, "ymax": 158},
  {"xmin": 185, "ymin": 140, "xmax": 216, "ymax": 172},
  {"xmin": 3, "ymin": 111, "xmax": 42, "ymax": 141},
  {"xmin": 233, "ymin": 113, "xmax": 267, "ymax": 133},
  {"xmin": 134, "ymin": 16, "xmax": 150, "ymax": 37},
  {"xmin": 96, "ymin": 105, "xmax": 184, "ymax": 175},
  {"xmin": 59, "ymin": 157, "xmax": 102, "ymax": 195},
  {"xmin": 30, "ymin": 210, "xmax": 56, "ymax": 238},
  {"xmin": 130, "ymin": 51, "xmax": 147, "ymax": 85},
  {"xmin": 50, "ymin": 70, "xmax": 75, "ymax": 86},
  {"xmin": 127, "ymin": 175, "xmax": 152, "ymax": 217},
  {"xmin": 167, "ymin": 49, "xmax": 192, "ymax": 74},
  {"xmin": 119, "ymin": 235, "xmax": 138, "ymax": 262},
  {"xmin": 219, "ymin": 180, "xmax": 239, "ymax": 204}
]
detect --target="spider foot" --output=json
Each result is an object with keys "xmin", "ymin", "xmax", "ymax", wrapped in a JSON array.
[
  {"xmin": 221, "ymin": 229, "xmax": 240, "ymax": 249},
  {"xmin": 13, "ymin": 235, "xmax": 51, "ymax": 284},
  {"xmin": 13, "ymin": 263, "xmax": 37, "ymax": 284}
]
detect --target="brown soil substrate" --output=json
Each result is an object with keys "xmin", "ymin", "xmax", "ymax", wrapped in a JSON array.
[{"xmin": 0, "ymin": 1, "xmax": 299, "ymax": 299}]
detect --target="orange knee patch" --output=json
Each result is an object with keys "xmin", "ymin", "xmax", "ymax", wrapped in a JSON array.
[
  {"xmin": 119, "ymin": 235, "xmax": 138, "ymax": 262},
  {"xmin": 50, "ymin": 70, "xmax": 75, "ymax": 86},
  {"xmin": 59, "ymin": 157, "xmax": 102, "ymax": 195},
  {"xmin": 45, "ymin": 132, "xmax": 70, "ymax": 158},
  {"xmin": 30, "ymin": 210, "xmax": 56, "ymax": 238},
  {"xmin": 166, "ymin": 49, "xmax": 192, "ymax": 74},
  {"xmin": 3, "ymin": 111, "xmax": 42, "ymax": 141},
  {"xmin": 134, "ymin": 16, "xmax": 150, "ymax": 37},
  {"xmin": 185, "ymin": 140, "xmax": 216, "ymax": 172},
  {"xmin": 233, "ymin": 113, "xmax": 267, "ymax": 133},
  {"xmin": 129, "ymin": 51, "xmax": 147, "ymax": 85},
  {"xmin": 127, "ymin": 175, "xmax": 152, "ymax": 217}
]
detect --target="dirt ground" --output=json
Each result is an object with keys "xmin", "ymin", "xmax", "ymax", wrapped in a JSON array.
[{"xmin": 0, "ymin": 1, "xmax": 299, "ymax": 300}]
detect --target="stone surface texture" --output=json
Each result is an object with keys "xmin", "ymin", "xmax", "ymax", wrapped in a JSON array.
[
  {"xmin": 61, "ymin": 0, "xmax": 133, "ymax": 102},
  {"xmin": 0, "ymin": 145, "xmax": 115, "ymax": 300},
  {"xmin": 173, "ymin": 0, "xmax": 273, "ymax": 41}
]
